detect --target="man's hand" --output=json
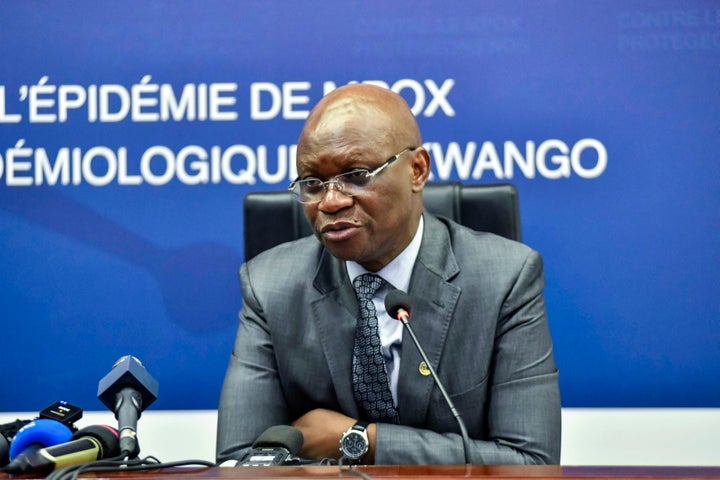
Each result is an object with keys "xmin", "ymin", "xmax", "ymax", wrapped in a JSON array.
[{"xmin": 292, "ymin": 408, "xmax": 376, "ymax": 463}]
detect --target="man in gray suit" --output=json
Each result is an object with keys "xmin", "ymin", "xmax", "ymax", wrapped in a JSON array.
[{"xmin": 217, "ymin": 84, "xmax": 560, "ymax": 465}]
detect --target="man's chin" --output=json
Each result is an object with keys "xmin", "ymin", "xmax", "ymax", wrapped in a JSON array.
[{"xmin": 322, "ymin": 242, "xmax": 358, "ymax": 261}]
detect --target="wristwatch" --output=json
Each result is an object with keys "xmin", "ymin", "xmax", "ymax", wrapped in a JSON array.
[{"xmin": 339, "ymin": 420, "xmax": 370, "ymax": 462}]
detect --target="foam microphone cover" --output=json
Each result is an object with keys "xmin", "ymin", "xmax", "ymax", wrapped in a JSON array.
[
  {"xmin": 0, "ymin": 419, "xmax": 28, "ymax": 465},
  {"xmin": 252, "ymin": 425, "xmax": 304, "ymax": 456},
  {"xmin": 385, "ymin": 290, "xmax": 412, "ymax": 319},
  {"xmin": 69, "ymin": 425, "xmax": 121, "ymax": 458},
  {"xmin": 2, "ymin": 425, "xmax": 120, "ymax": 475},
  {"xmin": 97, "ymin": 355, "xmax": 159, "ymax": 412},
  {"xmin": 8, "ymin": 419, "xmax": 73, "ymax": 461},
  {"xmin": 0, "ymin": 434, "xmax": 9, "ymax": 466}
]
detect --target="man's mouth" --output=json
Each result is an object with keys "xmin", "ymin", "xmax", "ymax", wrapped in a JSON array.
[{"xmin": 319, "ymin": 220, "xmax": 361, "ymax": 241}]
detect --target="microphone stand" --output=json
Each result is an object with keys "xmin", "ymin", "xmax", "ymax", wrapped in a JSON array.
[{"xmin": 398, "ymin": 315, "xmax": 472, "ymax": 466}]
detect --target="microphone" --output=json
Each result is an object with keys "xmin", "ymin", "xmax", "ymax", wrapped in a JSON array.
[
  {"xmin": 237, "ymin": 425, "xmax": 304, "ymax": 466},
  {"xmin": 2, "ymin": 425, "xmax": 119, "ymax": 475},
  {"xmin": 6, "ymin": 419, "xmax": 73, "ymax": 464},
  {"xmin": 97, "ymin": 355, "xmax": 159, "ymax": 457},
  {"xmin": 0, "ymin": 419, "xmax": 31, "ymax": 466},
  {"xmin": 385, "ymin": 290, "xmax": 472, "ymax": 465},
  {"xmin": 1, "ymin": 401, "xmax": 82, "ymax": 467},
  {"xmin": 0, "ymin": 437, "xmax": 6, "ymax": 468}
]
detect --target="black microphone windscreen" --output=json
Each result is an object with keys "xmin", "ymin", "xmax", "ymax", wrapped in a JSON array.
[
  {"xmin": 0, "ymin": 434, "xmax": 9, "ymax": 466},
  {"xmin": 385, "ymin": 290, "xmax": 412, "ymax": 318},
  {"xmin": 97, "ymin": 356, "xmax": 159, "ymax": 412},
  {"xmin": 252, "ymin": 426, "xmax": 303, "ymax": 456},
  {"xmin": 70, "ymin": 425, "xmax": 120, "ymax": 458},
  {"xmin": 1, "ymin": 418, "xmax": 30, "ymax": 465}
]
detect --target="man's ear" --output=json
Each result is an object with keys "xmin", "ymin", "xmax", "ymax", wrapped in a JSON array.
[{"xmin": 410, "ymin": 147, "xmax": 431, "ymax": 192}]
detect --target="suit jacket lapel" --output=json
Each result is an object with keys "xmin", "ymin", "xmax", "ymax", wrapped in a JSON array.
[
  {"xmin": 309, "ymin": 250, "xmax": 362, "ymax": 418},
  {"xmin": 397, "ymin": 213, "xmax": 461, "ymax": 427}
]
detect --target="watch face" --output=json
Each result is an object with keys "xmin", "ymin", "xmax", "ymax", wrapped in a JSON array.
[{"xmin": 341, "ymin": 431, "xmax": 368, "ymax": 459}]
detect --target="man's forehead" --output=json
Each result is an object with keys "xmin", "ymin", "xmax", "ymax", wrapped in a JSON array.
[
  {"xmin": 313, "ymin": 98, "xmax": 388, "ymax": 130},
  {"xmin": 301, "ymin": 107, "xmax": 394, "ymax": 154},
  {"xmin": 297, "ymin": 142, "xmax": 375, "ymax": 166}
]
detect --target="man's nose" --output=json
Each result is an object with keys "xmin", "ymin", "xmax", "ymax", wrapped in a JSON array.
[{"xmin": 318, "ymin": 182, "xmax": 353, "ymax": 211}]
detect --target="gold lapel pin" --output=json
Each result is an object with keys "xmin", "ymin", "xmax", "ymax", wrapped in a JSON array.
[{"xmin": 418, "ymin": 361, "xmax": 431, "ymax": 376}]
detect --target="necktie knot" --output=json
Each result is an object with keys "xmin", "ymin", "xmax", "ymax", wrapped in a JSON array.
[{"xmin": 353, "ymin": 273, "xmax": 386, "ymax": 302}]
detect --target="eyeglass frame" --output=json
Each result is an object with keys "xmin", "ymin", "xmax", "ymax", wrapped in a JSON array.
[{"xmin": 288, "ymin": 146, "xmax": 418, "ymax": 204}]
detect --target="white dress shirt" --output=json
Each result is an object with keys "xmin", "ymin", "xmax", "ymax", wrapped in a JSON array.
[{"xmin": 346, "ymin": 215, "xmax": 424, "ymax": 406}]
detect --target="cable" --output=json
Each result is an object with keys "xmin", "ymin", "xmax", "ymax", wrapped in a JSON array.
[
  {"xmin": 46, "ymin": 454, "xmax": 216, "ymax": 480},
  {"xmin": 338, "ymin": 455, "xmax": 373, "ymax": 480}
]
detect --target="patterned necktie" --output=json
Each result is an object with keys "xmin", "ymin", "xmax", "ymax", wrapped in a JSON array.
[{"xmin": 351, "ymin": 273, "xmax": 400, "ymax": 424}]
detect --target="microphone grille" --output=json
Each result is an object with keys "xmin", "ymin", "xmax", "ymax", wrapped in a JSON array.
[{"xmin": 385, "ymin": 290, "xmax": 411, "ymax": 318}]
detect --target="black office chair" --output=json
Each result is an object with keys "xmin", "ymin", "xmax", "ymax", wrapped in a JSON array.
[{"xmin": 243, "ymin": 182, "xmax": 521, "ymax": 262}]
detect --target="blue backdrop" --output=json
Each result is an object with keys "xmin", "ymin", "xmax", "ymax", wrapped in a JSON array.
[{"xmin": 1, "ymin": 0, "xmax": 718, "ymax": 412}]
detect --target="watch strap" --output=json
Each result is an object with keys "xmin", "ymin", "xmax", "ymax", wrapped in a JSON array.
[{"xmin": 352, "ymin": 420, "xmax": 369, "ymax": 431}]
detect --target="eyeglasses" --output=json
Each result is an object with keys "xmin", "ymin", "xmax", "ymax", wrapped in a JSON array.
[{"xmin": 288, "ymin": 147, "xmax": 417, "ymax": 204}]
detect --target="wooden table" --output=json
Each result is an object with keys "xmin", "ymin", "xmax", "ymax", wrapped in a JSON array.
[{"xmin": 5, "ymin": 465, "xmax": 720, "ymax": 480}]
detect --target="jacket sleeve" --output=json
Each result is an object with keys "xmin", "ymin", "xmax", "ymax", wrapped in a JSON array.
[{"xmin": 216, "ymin": 261, "xmax": 293, "ymax": 464}]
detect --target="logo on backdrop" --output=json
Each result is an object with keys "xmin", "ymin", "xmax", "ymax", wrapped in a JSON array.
[{"xmin": 0, "ymin": 76, "xmax": 607, "ymax": 186}]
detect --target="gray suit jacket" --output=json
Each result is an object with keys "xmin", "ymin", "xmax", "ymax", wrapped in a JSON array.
[{"xmin": 217, "ymin": 213, "xmax": 561, "ymax": 465}]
